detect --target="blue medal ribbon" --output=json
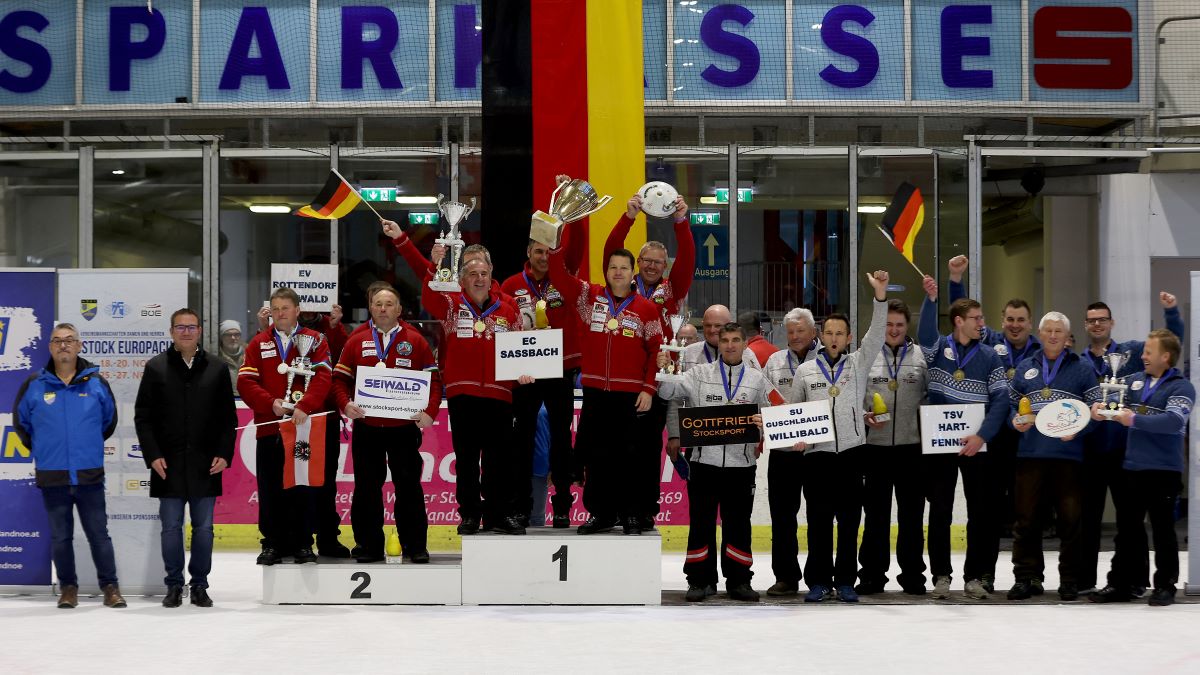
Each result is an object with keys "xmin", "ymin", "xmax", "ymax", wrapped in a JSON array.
[
  {"xmin": 787, "ymin": 341, "xmax": 817, "ymax": 375},
  {"xmin": 1140, "ymin": 368, "xmax": 1179, "ymax": 404},
  {"xmin": 371, "ymin": 321, "xmax": 399, "ymax": 366},
  {"xmin": 523, "ymin": 270, "xmax": 548, "ymax": 301},
  {"xmin": 704, "ymin": 343, "xmax": 717, "ymax": 363},
  {"xmin": 884, "ymin": 342, "xmax": 910, "ymax": 381},
  {"xmin": 720, "ymin": 362, "xmax": 746, "ymax": 401},
  {"xmin": 634, "ymin": 275, "xmax": 659, "ymax": 300},
  {"xmin": 1086, "ymin": 340, "xmax": 1117, "ymax": 377},
  {"xmin": 816, "ymin": 353, "xmax": 846, "ymax": 390},
  {"xmin": 604, "ymin": 289, "xmax": 636, "ymax": 323},
  {"xmin": 1004, "ymin": 336, "xmax": 1035, "ymax": 369},
  {"xmin": 1040, "ymin": 352, "xmax": 1066, "ymax": 391},
  {"xmin": 272, "ymin": 327, "xmax": 295, "ymax": 364},
  {"xmin": 459, "ymin": 293, "xmax": 502, "ymax": 327},
  {"xmin": 948, "ymin": 339, "xmax": 982, "ymax": 373}
]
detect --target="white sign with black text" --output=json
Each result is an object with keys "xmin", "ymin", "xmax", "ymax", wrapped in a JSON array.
[
  {"xmin": 920, "ymin": 404, "xmax": 988, "ymax": 454},
  {"xmin": 494, "ymin": 329, "xmax": 564, "ymax": 381},
  {"xmin": 270, "ymin": 263, "xmax": 339, "ymax": 312},
  {"xmin": 354, "ymin": 369, "xmax": 432, "ymax": 420},
  {"xmin": 760, "ymin": 400, "xmax": 835, "ymax": 450}
]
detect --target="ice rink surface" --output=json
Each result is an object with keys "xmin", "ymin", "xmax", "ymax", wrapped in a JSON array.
[{"xmin": 3, "ymin": 551, "xmax": 1198, "ymax": 674}]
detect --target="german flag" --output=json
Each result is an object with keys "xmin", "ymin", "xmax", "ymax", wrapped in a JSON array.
[
  {"xmin": 295, "ymin": 170, "xmax": 362, "ymax": 219},
  {"xmin": 878, "ymin": 182, "xmax": 925, "ymax": 263}
]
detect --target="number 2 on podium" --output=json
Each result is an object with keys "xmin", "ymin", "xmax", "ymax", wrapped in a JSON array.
[{"xmin": 552, "ymin": 545, "xmax": 568, "ymax": 581}]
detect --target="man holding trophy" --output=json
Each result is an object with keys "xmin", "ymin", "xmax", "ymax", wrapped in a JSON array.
[{"xmin": 237, "ymin": 287, "xmax": 333, "ymax": 566}]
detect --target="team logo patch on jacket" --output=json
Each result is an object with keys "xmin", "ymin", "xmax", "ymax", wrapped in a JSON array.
[
  {"xmin": 397, "ymin": 341, "xmax": 413, "ymax": 355},
  {"xmin": 43, "ymin": 392, "xmax": 56, "ymax": 404}
]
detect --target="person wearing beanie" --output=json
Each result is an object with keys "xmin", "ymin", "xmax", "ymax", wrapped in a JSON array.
[{"xmin": 216, "ymin": 319, "xmax": 245, "ymax": 389}]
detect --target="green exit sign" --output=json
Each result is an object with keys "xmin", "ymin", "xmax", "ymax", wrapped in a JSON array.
[
  {"xmin": 360, "ymin": 187, "xmax": 397, "ymax": 202},
  {"xmin": 690, "ymin": 212, "xmax": 720, "ymax": 226},
  {"xmin": 713, "ymin": 188, "xmax": 753, "ymax": 204},
  {"xmin": 408, "ymin": 212, "xmax": 439, "ymax": 226}
]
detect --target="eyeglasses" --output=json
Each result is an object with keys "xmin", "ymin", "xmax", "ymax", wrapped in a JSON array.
[
  {"xmin": 172, "ymin": 324, "xmax": 200, "ymax": 333},
  {"xmin": 1084, "ymin": 317, "xmax": 1112, "ymax": 325},
  {"xmin": 50, "ymin": 337, "xmax": 79, "ymax": 346},
  {"xmin": 638, "ymin": 258, "xmax": 667, "ymax": 267}
]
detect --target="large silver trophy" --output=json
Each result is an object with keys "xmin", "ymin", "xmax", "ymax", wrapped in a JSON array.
[
  {"xmin": 530, "ymin": 176, "xmax": 613, "ymax": 249},
  {"xmin": 276, "ymin": 333, "xmax": 317, "ymax": 414},
  {"xmin": 655, "ymin": 314, "xmax": 689, "ymax": 383},
  {"xmin": 1096, "ymin": 352, "xmax": 1129, "ymax": 420},
  {"xmin": 429, "ymin": 194, "xmax": 476, "ymax": 292}
]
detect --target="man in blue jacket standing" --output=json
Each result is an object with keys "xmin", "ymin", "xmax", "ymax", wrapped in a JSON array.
[
  {"xmin": 12, "ymin": 323, "xmax": 121, "ymax": 609},
  {"xmin": 1090, "ymin": 329, "xmax": 1194, "ymax": 607},
  {"xmin": 1007, "ymin": 312, "xmax": 1101, "ymax": 601}
]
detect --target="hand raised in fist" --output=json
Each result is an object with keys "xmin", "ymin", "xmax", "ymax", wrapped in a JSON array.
[
  {"xmin": 866, "ymin": 270, "xmax": 890, "ymax": 300},
  {"xmin": 948, "ymin": 255, "xmax": 968, "ymax": 282}
]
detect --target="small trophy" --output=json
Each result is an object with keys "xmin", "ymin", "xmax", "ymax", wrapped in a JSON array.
[
  {"xmin": 870, "ymin": 392, "xmax": 890, "ymax": 424},
  {"xmin": 530, "ymin": 176, "xmax": 612, "ymax": 249},
  {"xmin": 276, "ymin": 333, "xmax": 317, "ymax": 414},
  {"xmin": 1013, "ymin": 396, "xmax": 1034, "ymax": 426},
  {"xmin": 1096, "ymin": 352, "xmax": 1130, "ymax": 420},
  {"xmin": 429, "ymin": 194, "xmax": 476, "ymax": 292},
  {"xmin": 655, "ymin": 314, "xmax": 688, "ymax": 382}
]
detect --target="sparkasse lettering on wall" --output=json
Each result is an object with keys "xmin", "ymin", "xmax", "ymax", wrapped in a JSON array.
[{"xmin": 0, "ymin": 0, "xmax": 1141, "ymax": 109}]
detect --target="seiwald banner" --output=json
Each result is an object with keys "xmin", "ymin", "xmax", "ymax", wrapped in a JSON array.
[
  {"xmin": 56, "ymin": 269, "xmax": 188, "ymax": 593},
  {"xmin": 0, "ymin": 268, "xmax": 55, "ymax": 586},
  {"xmin": 217, "ymin": 401, "xmax": 692, "ymax": 529}
]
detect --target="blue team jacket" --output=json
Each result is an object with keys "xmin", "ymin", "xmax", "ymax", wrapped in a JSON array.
[
  {"xmin": 1007, "ymin": 351, "xmax": 1101, "ymax": 461},
  {"xmin": 13, "ymin": 357, "xmax": 118, "ymax": 487},
  {"xmin": 1123, "ymin": 370, "xmax": 1195, "ymax": 474}
]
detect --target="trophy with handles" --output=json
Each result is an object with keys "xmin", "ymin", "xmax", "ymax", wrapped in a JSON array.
[
  {"xmin": 428, "ymin": 194, "xmax": 476, "ymax": 292},
  {"xmin": 530, "ymin": 176, "xmax": 612, "ymax": 248},
  {"xmin": 1095, "ymin": 352, "xmax": 1130, "ymax": 420},
  {"xmin": 276, "ymin": 333, "xmax": 318, "ymax": 413},
  {"xmin": 655, "ymin": 314, "xmax": 689, "ymax": 382}
]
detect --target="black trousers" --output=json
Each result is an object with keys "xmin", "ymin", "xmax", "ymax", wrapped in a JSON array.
[
  {"xmin": 1110, "ymin": 469, "xmax": 1181, "ymax": 591},
  {"xmin": 767, "ymin": 450, "xmax": 806, "ymax": 584},
  {"xmin": 577, "ymin": 387, "xmax": 640, "ymax": 520},
  {"xmin": 635, "ymin": 394, "xmax": 669, "ymax": 520},
  {"xmin": 1080, "ymin": 446, "xmax": 1148, "ymax": 589},
  {"xmin": 803, "ymin": 449, "xmax": 864, "ymax": 587},
  {"xmin": 448, "ymin": 395, "xmax": 517, "ymax": 524},
  {"xmin": 1011, "ymin": 458, "xmax": 1083, "ymax": 585},
  {"xmin": 990, "ymin": 426, "xmax": 1019, "ymax": 535},
  {"xmin": 858, "ymin": 444, "xmax": 927, "ymax": 589},
  {"xmin": 926, "ymin": 452, "xmax": 997, "ymax": 582},
  {"xmin": 314, "ymin": 414, "xmax": 344, "ymax": 547},
  {"xmin": 350, "ymin": 423, "xmax": 427, "ymax": 555},
  {"xmin": 512, "ymin": 370, "xmax": 578, "ymax": 519},
  {"xmin": 256, "ymin": 435, "xmax": 315, "ymax": 552},
  {"xmin": 684, "ymin": 463, "xmax": 756, "ymax": 587}
]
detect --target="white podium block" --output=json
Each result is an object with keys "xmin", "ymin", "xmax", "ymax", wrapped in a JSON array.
[
  {"xmin": 461, "ymin": 529, "xmax": 661, "ymax": 605},
  {"xmin": 262, "ymin": 556, "xmax": 462, "ymax": 605}
]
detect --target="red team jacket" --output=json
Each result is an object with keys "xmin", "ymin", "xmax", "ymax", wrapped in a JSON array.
[
  {"xmin": 549, "ymin": 227, "xmax": 662, "ymax": 396},
  {"xmin": 421, "ymin": 283, "xmax": 523, "ymax": 403},
  {"xmin": 332, "ymin": 322, "xmax": 442, "ymax": 428},
  {"xmin": 237, "ymin": 326, "xmax": 334, "ymax": 439},
  {"xmin": 603, "ymin": 213, "xmax": 695, "ymax": 343},
  {"xmin": 500, "ymin": 262, "xmax": 583, "ymax": 371}
]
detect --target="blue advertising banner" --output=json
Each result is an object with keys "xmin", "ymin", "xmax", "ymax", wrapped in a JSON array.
[{"xmin": 0, "ymin": 268, "xmax": 55, "ymax": 587}]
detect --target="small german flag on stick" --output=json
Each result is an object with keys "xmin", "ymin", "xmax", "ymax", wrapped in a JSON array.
[
  {"xmin": 876, "ymin": 181, "xmax": 926, "ymax": 277},
  {"xmin": 295, "ymin": 169, "xmax": 383, "ymax": 220}
]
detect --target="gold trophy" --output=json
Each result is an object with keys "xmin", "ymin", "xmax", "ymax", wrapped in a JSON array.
[
  {"xmin": 655, "ymin": 314, "xmax": 688, "ymax": 382},
  {"xmin": 1096, "ymin": 352, "xmax": 1130, "ymax": 420},
  {"xmin": 429, "ymin": 194, "xmax": 476, "ymax": 292},
  {"xmin": 276, "ymin": 333, "xmax": 318, "ymax": 414},
  {"xmin": 530, "ymin": 175, "xmax": 612, "ymax": 249}
]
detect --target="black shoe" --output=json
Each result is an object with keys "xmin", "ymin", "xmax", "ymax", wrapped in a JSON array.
[
  {"xmin": 457, "ymin": 517, "xmax": 480, "ymax": 535},
  {"xmin": 162, "ymin": 585, "xmax": 183, "ymax": 608},
  {"xmin": 1090, "ymin": 585, "xmax": 1134, "ymax": 603},
  {"xmin": 317, "ymin": 540, "xmax": 352, "ymax": 559},
  {"xmin": 854, "ymin": 581, "xmax": 886, "ymax": 596},
  {"xmin": 685, "ymin": 585, "xmax": 709, "ymax": 602},
  {"xmin": 403, "ymin": 550, "xmax": 431, "ymax": 564},
  {"xmin": 727, "ymin": 583, "xmax": 760, "ymax": 602},
  {"xmin": 256, "ymin": 547, "xmax": 282, "ymax": 566},
  {"xmin": 293, "ymin": 547, "xmax": 318, "ymax": 564},
  {"xmin": 981, "ymin": 574, "xmax": 995, "ymax": 594},
  {"xmin": 639, "ymin": 516, "xmax": 657, "ymax": 531},
  {"xmin": 517, "ymin": 514, "xmax": 531, "ymax": 528},
  {"xmin": 901, "ymin": 584, "xmax": 927, "ymax": 596},
  {"xmin": 1007, "ymin": 581, "xmax": 1034, "ymax": 600},
  {"xmin": 189, "ymin": 586, "xmax": 213, "ymax": 607},
  {"xmin": 577, "ymin": 516, "xmax": 617, "ymax": 535},
  {"xmin": 494, "ymin": 516, "xmax": 527, "ymax": 535},
  {"xmin": 766, "ymin": 580, "xmax": 799, "ymax": 596},
  {"xmin": 351, "ymin": 546, "xmax": 385, "ymax": 563},
  {"xmin": 1148, "ymin": 587, "xmax": 1176, "ymax": 606},
  {"xmin": 1030, "ymin": 579, "xmax": 1045, "ymax": 596},
  {"xmin": 1058, "ymin": 583, "xmax": 1079, "ymax": 601},
  {"xmin": 622, "ymin": 517, "xmax": 642, "ymax": 535},
  {"xmin": 552, "ymin": 514, "xmax": 571, "ymax": 529}
]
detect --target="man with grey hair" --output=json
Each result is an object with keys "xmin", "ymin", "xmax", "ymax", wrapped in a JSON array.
[{"xmin": 1006, "ymin": 311, "xmax": 1101, "ymax": 601}]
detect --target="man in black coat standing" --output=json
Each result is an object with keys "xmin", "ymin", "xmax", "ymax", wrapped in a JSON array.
[{"xmin": 134, "ymin": 308, "xmax": 236, "ymax": 608}]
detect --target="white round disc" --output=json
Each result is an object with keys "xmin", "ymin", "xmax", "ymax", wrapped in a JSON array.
[
  {"xmin": 637, "ymin": 181, "xmax": 679, "ymax": 218},
  {"xmin": 276, "ymin": 363, "xmax": 289, "ymax": 375},
  {"xmin": 1034, "ymin": 398, "xmax": 1091, "ymax": 438}
]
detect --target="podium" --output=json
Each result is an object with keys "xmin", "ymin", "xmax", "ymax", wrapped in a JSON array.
[
  {"xmin": 262, "ymin": 555, "xmax": 462, "ymax": 605},
  {"xmin": 460, "ymin": 529, "xmax": 661, "ymax": 605}
]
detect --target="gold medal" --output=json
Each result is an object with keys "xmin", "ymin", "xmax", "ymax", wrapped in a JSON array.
[
  {"xmin": 535, "ymin": 299, "xmax": 547, "ymax": 312},
  {"xmin": 473, "ymin": 320, "xmax": 486, "ymax": 333},
  {"xmin": 888, "ymin": 380, "xmax": 899, "ymax": 392},
  {"xmin": 291, "ymin": 390, "xmax": 304, "ymax": 403},
  {"xmin": 1006, "ymin": 367, "xmax": 1016, "ymax": 380},
  {"xmin": 607, "ymin": 318, "xmax": 618, "ymax": 330},
  {"xmin": 1136, "ymin": 405, "xmax": 1147, "ymax": 415},
  {"xmin": 1041, "ymin": 387, "xmax": 1052, "ymax": 399},
  {"xmin": 829, "ymin": 385, "xmax": 840, "ymax": 397},
  {"xmin": 953, "ymin": 369, "xmax": 966, "ymax": 381}
]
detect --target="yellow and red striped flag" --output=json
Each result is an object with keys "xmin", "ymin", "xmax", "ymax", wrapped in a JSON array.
[
  {"xmin": 295, "ymin": 170, "xmax": 363, "ymax": 219},
  {"xmin": 878, "ymin": 182, "xmax": 925, "ymax": 264}
]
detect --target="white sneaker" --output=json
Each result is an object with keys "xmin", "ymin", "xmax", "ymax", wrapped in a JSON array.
[
  {"xmin": 964, "ymin": 579, "xmax": 990, "ymax": 600},
  {"xmin": 931, "ymin": 576, "xmax": 951, "ymax": 599}
]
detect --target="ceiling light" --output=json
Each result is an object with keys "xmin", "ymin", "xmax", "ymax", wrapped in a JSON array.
[
  {"xmin": 394, "ymin": 195, "xmax": 440, "ymax": 205},
  {"xmin": 699, "ymin": 196, "xmax": 718, "ymax": 204},
  {"xmin": 111, "ymin": 169, "xmax": 125, "ymax": 175},
  {"xmin": 857, "ymin": 205, "xmax": 888, "ymax": 214},
  {"xmin": 249, "ymin": 204, "xmax": 292, "ymax": 214}
]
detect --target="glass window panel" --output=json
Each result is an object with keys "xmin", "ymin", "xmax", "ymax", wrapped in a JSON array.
[
  {"xmin": 645, "ymin": 116, "xmax": 699, "ymax": 146},
  {"xmin": 0, "ymin": 157, "xmax": 79, "ymax": 267},
  {"xmin": 705, "ymin": 116, "xmax": 809, "ymax": 147}
]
